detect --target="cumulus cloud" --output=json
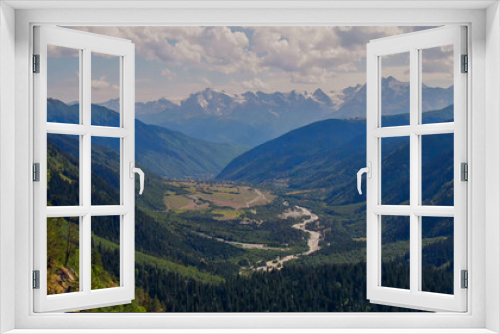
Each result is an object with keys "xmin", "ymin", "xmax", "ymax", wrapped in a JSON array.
[
  {"xmin": 77, "ymin": 26, "xmax": 391, "ymax": 81},
  {"xmin": 92, "ymin": 75, "xmax": 118, "ymax": 90},
  {"xmin": 421, "ymin": 45, "xmax": 454, "ymax": 87},
  {"xmin": 252, "ymin": 26, "xmax": 342, "ymax": 78},
  {"xmin": 241, "ymin": 78, "xmax": 269, "ymax": 91},
  {"xmin": 78, "ymin": 26, "xmax": 259, "ymax": 74},
  {"xmin": 68, "ymin": 26, "xmax": 452, "ymax": 99},
  {"xmin": 76, "ymin": 26, "xmax": 447, "ymax": 84},
  {"xmin": 161, "ymin": 68, "xmax": 176, "ymax": 80},
  {"xmin": 91, "ymin": 76, "xmax": 119, "ymax": 102},
  {"xmin": 421, "ymin": 45, "xmax": 454, "ymax": 71},
  {"xmin": 250, "ymin": 26, "xmax": 435, "ymax": 82},
  {"xmin": 47, "ymin": 44, "xmax": 79, "ymax": 58}
]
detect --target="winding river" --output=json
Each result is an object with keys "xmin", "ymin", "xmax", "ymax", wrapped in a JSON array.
[{"xmin": 257, "ymin": 206, "xmax": 321, "ymax": 271}]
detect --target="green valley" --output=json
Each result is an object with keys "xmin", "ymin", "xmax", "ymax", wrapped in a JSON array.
[{"xmin": 45, "ymin": 100, "xmax": 455, "ymax": 312}]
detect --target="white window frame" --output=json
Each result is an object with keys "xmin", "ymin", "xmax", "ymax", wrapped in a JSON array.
[
  {"xmin": 0, "ymin": 2, "xmax": 498, "ymax": 333},
  {"xmin": 366, "ymin": 26, "xmax": 467, "ymax": 312},
  {"xmin": 33, "ymin": 26, "xmax": 136, "ymax": 313}
]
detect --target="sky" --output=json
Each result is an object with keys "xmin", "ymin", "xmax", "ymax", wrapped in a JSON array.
[{"xmin": 47, "ymin": 26, "xmax": 453, "ymax": 103}]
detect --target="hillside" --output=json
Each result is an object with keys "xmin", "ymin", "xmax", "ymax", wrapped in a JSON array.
[
  {"xmin": 216, "ymin": 118, "xmax": 365, "ymax": 185},
  {"xmin": 46, "ymin": 112, "xmax": 453, "ymax": 311},
  {"xmin": 47, "ymin": 99, "xmax": 247, "ymax": 179},
  {"xmin": 47, "ymin": 137, "xmax": 424, "ymax": 312},
  {"xmin": 46, "ymin": 135, "xmax": 245, "ymax": 310},
  {"xmin": 47, "ymin": 134, "xmax": 246, "ymax": 278},
  {"xmin": 217, "ymin": 105, "xmax": 454, "ymax": 206}
]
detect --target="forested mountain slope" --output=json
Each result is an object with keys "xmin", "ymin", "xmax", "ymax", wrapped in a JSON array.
[
  {"xmin": 46, "ymin": 101, "xmax": 453, "ymax": 312},
  {"xmin": 47, "ymin": 99, "xmax": 247, "ymax": 179},
  {"xmin": 217, "ymin": 104, "xmax": 454, "ymax": 206}
]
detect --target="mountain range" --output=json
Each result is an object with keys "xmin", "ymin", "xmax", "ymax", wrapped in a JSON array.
[
  {"xmin": 47, "ymin": 99, "xmax": 247, "ymax": 179},
  {"xmin": 100, "ymin": 77, "xmax": 453, "ymax": 146}
]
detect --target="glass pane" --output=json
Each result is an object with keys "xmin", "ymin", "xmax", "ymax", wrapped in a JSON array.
[
  {"xmin": 421, "ymin": 45, "xmax": 454, "ymax": 124},
  {"xmin": 47, "ymin": 134, "xmax": 80, "ymax": 206},
  {"xmin": 381, "ymin": 215, "xmax": 410, "ymax": 290},
  {"xmin": 91, "ymin": 137, "xmax": 121, "ymax": 206},
  {"xmin": 381, "ymin": 136, "xmax": 410, "ymax": 205},
  {"xmin": 47, "ymin": 217, "xmax": 80, "ymax": 295},
  {"xmin": 421, "ymin": 217, "xmax": 454, "ymax": 294},
  {"xmin": 421, "ymin": 133, "xmax": 454, "ymax": 206},
  {"xmin": 47, "ymin": 45, "xmax": 80, "ymax": 124},
  {"xmin": 91, "ymin": 52, "xmax": 120, "ymax": 127},
  {"xmin": 380, "ymin": 52, "xmax": 410, "ymax": 127},
  {"xmin": 91, "ymin": 216, "xmax": 120, "ymax": 290}
]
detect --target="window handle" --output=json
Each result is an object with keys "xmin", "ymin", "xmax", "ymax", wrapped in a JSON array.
[
  {"xmin": 357, "ymin": 162, "xmax": 372, "ymax": 195},
  {"xmin": 129, "ymin": 161, "xmax": 145, "ymax": 195}
]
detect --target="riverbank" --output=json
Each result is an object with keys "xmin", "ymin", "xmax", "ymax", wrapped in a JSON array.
[{"xmin": 257, "ymin": 205, "xmax": 322, "ymax": 271}]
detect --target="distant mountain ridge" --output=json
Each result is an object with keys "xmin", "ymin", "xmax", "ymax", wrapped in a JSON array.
[
  {"xmin": 100, "ymin": 77, "xmax": 453, "ymax": 146},
  {"xmin": 47, "ymin": 99, "xmax": 247, "ymax": 179},
  {"xmin": 100, "ymin": 98, "xmax": 178, "ymax": 116},
  {"xmin": 335, "ymin": 76, "xmax": 453, "ymax": 119}
]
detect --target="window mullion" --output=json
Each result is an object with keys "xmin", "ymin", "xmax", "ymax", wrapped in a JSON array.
[
  {"xmin": 78, "ymin": 48, "xmax": 85, "ymax": 294},
  {"xmin": 409, "ymin": 47, "xmax": 420, "ymax": 294},
  {"xmin": 82, "ymin": 47, "xmax": 92, "ymax": 294},
  {"xmin": 416, "ymin": 47, "xmax": 424, "ymax": 293}
]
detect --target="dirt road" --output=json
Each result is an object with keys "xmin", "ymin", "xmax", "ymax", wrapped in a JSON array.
[{"xmin": 246, "ymin": 188, "xmax": 270, "ymax": 207}]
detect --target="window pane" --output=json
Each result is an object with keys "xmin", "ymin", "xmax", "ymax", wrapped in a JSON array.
[
  {"xmin": 91, "ymin": 137, "xmax": 121, "ymax": 206},
  {"xmin": 421, "ymin": 133, "xmax": 454, "ymax": 206},
  {"xmin": 91, "ymin": 216, "xmax": 121, "ymax": 290},
  {"xmin": 421, "ymin": 217, "xmax": 454, "ymax": 294},
  {"xmin": 47, "ymin": 134, "xmax": 80, "ymax": 206},
  {"xmin": 47, "ymin": 45, "xmax": 80, "ymax": 124},
  {"xmin": 381, "ymin": 215, "xmax": 410, "ymax": 290},
  {"xmin": 381, "ymin": 136, "xmax": 410, "ymax": 205},
  {"xmin": 421, "ymin": 45, "xmax": 454, "ymax": 124},
  {"xmin": 380, "ymin": 52, "xmax": 410, "ymax": 127},
  {"xmin": 47, "ymin": 217, "xmax": 80, "ymax": 295},
  {"xmin": 91, "ymin": 52, "xmax": 120, "ymax": 127}
]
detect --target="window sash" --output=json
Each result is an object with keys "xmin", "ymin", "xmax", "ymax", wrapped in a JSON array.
[
  {"xmin": 32, "ymin": 25, "xmax": 136, "ymax": 313},
  {"xmin": 366, "ymin": 26, "xmax": 467, "ymax": 312}
]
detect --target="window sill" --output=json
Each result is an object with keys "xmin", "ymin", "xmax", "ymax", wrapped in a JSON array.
[{"xmin": 4, "ymin": 329, "xmax": 497, "ymax": 334}]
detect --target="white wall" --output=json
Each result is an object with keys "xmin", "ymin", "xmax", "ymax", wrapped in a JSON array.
[
  {"xmin": 6, "ymin": 5, "xmax": 493, "ymax": 332},
  {"xmin": 0, "ymin": 2, "xmax": 16, "ymax": 333},
  {"xmin": 486, "ymin": 2, "xmax": 500, "ymax": 333}
]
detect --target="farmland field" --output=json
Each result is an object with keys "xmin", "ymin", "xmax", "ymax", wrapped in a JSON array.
[{"xmin": 163, "ymin": 181, "xmax": 275, "ymax": 214}]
